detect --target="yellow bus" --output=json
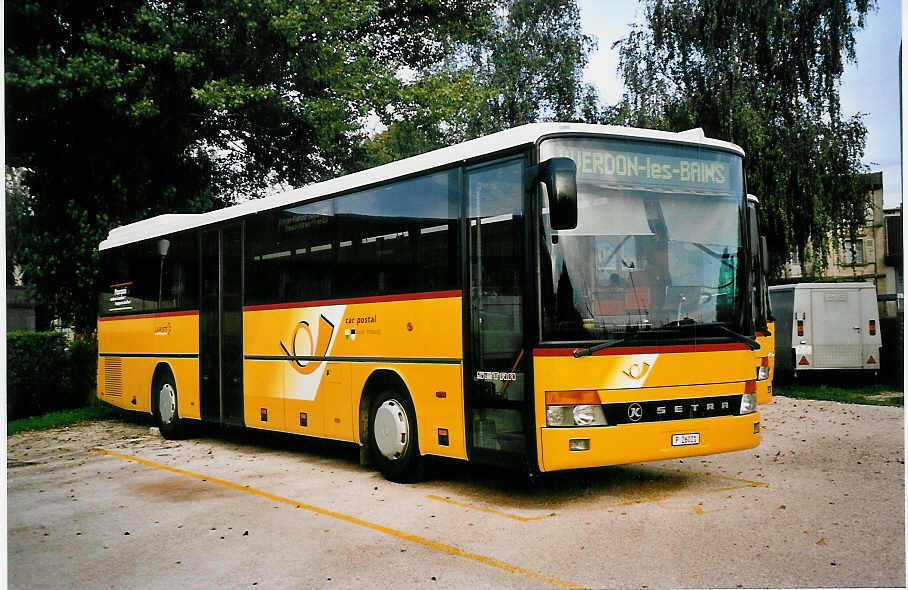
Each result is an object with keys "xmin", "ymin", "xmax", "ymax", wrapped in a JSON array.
[
  {"xmin": 97, "ymin": 123, "xmax": 762, "ymax": 482},
  {"xmin": 747, "ymin": 194, "xmax": 775, "ymax": 403}
]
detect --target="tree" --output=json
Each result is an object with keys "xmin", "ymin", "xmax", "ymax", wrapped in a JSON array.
[
  {"xmin": 5, "ymin": 166, "xmax": 33, "ymax": 286},
  {"xmin": 362, "ymin": 0, "xmax": 608, "ymax": 166},
  {"xmin": 5, "ymin": 0, "xmax": 492, "ymax": 331},
  {"xmin": 614, "ymin": 0, "xmax": 875, "ymax": 274}
]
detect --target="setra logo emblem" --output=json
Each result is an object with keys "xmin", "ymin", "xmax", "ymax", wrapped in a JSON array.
[
  {"xmin": 622, "ymin": 362, "xmax": 651, "ymax": 380},
  {"xmin": 627, "ymin": 402, "xmax": 644, "ymax": 422}
]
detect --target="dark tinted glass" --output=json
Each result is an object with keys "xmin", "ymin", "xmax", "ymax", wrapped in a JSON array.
[
  {"xmin": 158, "ymin": 233, "xmax": 198, "ymax": 312},
  {"xmin": 98, "ymin": 234, "xmax": 199, "ymax": 317},
  {"xmin": 245, "ymin": 169, "xmax": 460, "ymax": 305},
  {"xmin": 98, "ymin": 241, "xmax": 158, "ymax": 316},
  {"xmin": 99, "ymin": 234, "xmax": 199, "ymax": 317}
]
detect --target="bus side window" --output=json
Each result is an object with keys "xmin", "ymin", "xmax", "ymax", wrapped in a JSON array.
[
  {"xmin": 99, "ymin": 241, "xmax": 160, "ymax": 316},
  {"xmin": 158, "ymin": 234, "xmax": 198, "ymax": 312},
  {"xmin": 336, "ymin": 169, "xmax": 460, "ymax": 297}
]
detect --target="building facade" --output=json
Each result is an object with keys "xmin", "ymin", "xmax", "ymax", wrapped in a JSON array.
[{"xmin": 782, "ymin": 171, "xmax": 903, "ymax": 316}]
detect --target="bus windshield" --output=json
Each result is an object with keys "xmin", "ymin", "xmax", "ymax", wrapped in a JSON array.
[{"xmin": 538, "ymin": 137, "xmax": 746, "ymax": 342}]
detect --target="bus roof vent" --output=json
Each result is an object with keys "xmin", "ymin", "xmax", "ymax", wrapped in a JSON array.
[{"xmin": 677, "ymin": 128, "xmax": 706, "ymax": 140}]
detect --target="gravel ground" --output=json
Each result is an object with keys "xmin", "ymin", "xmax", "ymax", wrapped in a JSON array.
[{"xmin": 7, "ymin": 396, "xmax": 905, "ymax": 589}]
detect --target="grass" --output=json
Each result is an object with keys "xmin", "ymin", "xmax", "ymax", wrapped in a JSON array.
[
  {"xmin": 8, "ymin": 404, "xmax": 119, "ymax": 435},
  {"xmin": 773, "ymin": 382, "xmax": 904, "ymax": 407}
]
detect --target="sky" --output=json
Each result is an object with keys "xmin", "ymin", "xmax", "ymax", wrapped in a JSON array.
[{"xmin": 577, "ymin": 0, "xmax": 903, "ymax": 208}]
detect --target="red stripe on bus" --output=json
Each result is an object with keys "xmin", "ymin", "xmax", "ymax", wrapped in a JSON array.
[
  {"xmin": 534, "ymin": 342, "xmax": 751, "ymax": 356},
  {"xmin": 98, "ymin": 309, "xmax": 199, "ymax": 322},
  {"xmin": 243, "ymin": 289, "xmax": 463, "ymax": 312}
]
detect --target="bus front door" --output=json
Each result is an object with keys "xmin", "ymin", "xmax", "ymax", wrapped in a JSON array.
[
  {"xmin": 465, "ymin": 158, "xmax": 530, "ymax": 464},
  {"xmin": 199, "ymin": 225, "xmax": 244, "ymax": 425}
]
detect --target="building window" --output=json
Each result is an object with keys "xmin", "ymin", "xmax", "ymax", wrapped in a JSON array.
[{"xmin": 841, "ymin": 239, "xmax": 865, "ymax": 266}]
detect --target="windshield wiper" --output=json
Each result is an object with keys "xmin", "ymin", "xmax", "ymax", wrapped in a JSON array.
[
  {"xmin": 714, "ymin": 324, "xmax": 760, "ymax": 350},
  {"xmin": 572, "ymin": 337, "xmax": 629, "ymax": 358},
  {"xmin": 660, "ymin": 320, "xmax": 759, "ymax": 350}
]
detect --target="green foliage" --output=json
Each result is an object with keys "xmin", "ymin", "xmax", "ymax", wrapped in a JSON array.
[
  {"xmin": 68, "ymin": 334, "xmax": 100, "ymax": 405},
  {"xmin": 6, "ymin": 0, "xmax": 493, "ymax": 331},
  {"xmin": 362, "ymin": 0, "xmax": 607, "ymax": 166},
  {"xmin": 8, "ymin": 332, "xmax": 69, "ymax": 419},
  {"xmin": 8, "ymin": 405, "xmax": 118, "ymax": 435},
  {"xmin": 775, "ymin": 383, "xmax": 903, "ymax": 407},
  {"xmin": 614, "ymin": 0, "xmax": 875, "ymax": 275},
  {"xmin": 6, "ymin": 332, "xmax": 98, "ymax": 420}
]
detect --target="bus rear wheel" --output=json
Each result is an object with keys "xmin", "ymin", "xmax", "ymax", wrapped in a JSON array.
[
  {"xmin": 154, "ymin": 372, "xmax": 187, "ymax": 439},
  {"xmin": 370, "ymin": 390, "xmax": 423, "ymax": 482}
]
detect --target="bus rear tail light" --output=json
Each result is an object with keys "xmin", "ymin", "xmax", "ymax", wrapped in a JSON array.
[
  {"xmin": 869, "ymin": 320, "xmax": 876, "ymax": 335},
  {"xmin": 867, "ymin": 355, "xmax": 876, "ymax": 365},
  {"xmin": 756, "ymin": 357, "xmax": 770, "ymax": 380},
  {"xmin": 799, "ymin": 356, "xmax": 809, "ymax": 366},
  {"xmin": 797, "ymin": 320, "xmax": 804, "ymax": 336}
]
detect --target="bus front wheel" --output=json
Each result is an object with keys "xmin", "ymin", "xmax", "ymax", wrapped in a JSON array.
[
  {"xmin": 369, "ymin": 390, "xmax": 423, "ymax": 482},
  {"xmin": 153, "ymin": 372, "xmax": 187, "ymax": 440}
]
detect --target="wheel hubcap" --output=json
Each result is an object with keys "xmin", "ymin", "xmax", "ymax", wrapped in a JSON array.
[
  {"xmin": 159, "ymin": 383, "xmax": 176, "ymax": 425},
  {"xmin": 373, "ymin": 399, "xmax": 409, "ymax": 460}
]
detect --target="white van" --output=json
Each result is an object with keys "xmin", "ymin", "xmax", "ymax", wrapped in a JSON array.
[{"xmin": 769, "ymin": 282, "xmax": 882, "ymax": 374}]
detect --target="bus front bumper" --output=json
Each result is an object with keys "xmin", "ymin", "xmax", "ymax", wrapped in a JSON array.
[{"xmin": 539, "ymin": 413, "xmax": 761, "ymax": 472}]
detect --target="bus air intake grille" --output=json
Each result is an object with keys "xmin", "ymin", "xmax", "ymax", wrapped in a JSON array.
[
  {"xmin": 603, "ymin": 394, "xmax": 742, "ymax": 426},
  {"xmin": 103, "ymin": 357, "xmax": 123, "ymax": 397}
]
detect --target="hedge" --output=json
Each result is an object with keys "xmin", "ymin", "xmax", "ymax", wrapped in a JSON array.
[{"xmin": 7, "ymin": 332, "xmax": 98, "ymax": 420}]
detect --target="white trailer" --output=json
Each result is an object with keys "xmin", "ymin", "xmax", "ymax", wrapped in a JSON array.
[{"xmin": 769, "ymin": 282, "xmax": 882, "ymax": 374}]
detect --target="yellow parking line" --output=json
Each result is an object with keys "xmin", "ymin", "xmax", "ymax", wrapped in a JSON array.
[
  {"xmin": 92, "ymin": 448, "xmax": 582, "ymax": 590},
  {"xmin": 426, "ymin": 494, "xmax": 555, "ymax": 521}
]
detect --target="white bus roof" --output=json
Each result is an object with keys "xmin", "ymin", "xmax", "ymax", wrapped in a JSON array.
[{"xmin": 100, "ymin": 122, "xmax": 745, "ymax": 251}]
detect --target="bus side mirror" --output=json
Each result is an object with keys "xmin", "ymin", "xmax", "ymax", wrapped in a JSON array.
[
  {"xmin": 529, "ymin": 158, "xmax": 577, "ymax": 230},
  {"xmin": 760, "ymin": 236, "xmax": 769, "ymax": 275}
]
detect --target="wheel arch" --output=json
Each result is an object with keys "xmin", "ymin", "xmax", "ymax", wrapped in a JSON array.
[{"xmin": 358, "ymin": 368, "xmax": 413, "ymax": 448}]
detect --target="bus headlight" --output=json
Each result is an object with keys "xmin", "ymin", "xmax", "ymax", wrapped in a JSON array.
[
  {"xmin": 739, "ymin": 393, "xmax": 757, "ymax": 414},
  {"xmin": 546, "ymin": 405, "xmax": 608, "ymax": 427},
  {"xmin": 572, "ymin": 404, "xmax": 607, "ymax": 426},
  {"xmin": 546, "ymin": 406, "xmax": 573, "ymax": 427}
]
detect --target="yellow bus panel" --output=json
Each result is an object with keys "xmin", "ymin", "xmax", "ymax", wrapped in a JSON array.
[
  {"xmin": 241, "ymin": 293, "xmax": 466, "ymax": 459},
  {"xmin": 540, "ymin": 414, "xmax": 760, "ymax": 471},
  {"xmin": 97, "ymin": 311, "xmax": 201, "ymax": 419},
  {"xmin": 533, "ymin": 344, "xmax": 759, "ymax": 472}
]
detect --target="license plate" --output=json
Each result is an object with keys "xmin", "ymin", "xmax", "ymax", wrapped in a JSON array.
[{"xmin": 672, "ymin": 433, "xmax": 700, "ymax": 446}]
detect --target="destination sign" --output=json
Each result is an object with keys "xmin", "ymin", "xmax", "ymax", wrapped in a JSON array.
[
  {"xmin": 106, "ymin": 282, "xmax": 134, "ymax": 313},
  {"xmin": 542, "ymin": 140, "xmax": 739, "ymax": 194}
]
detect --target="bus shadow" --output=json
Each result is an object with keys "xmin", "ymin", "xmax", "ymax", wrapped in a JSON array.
[
  {"xmin": 421, "ymin": 458, "xmax": 706, "ymax": 513},
  {"xmin": 106, "ymin": 413, "xmax": 722, "ymax": 513}
]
